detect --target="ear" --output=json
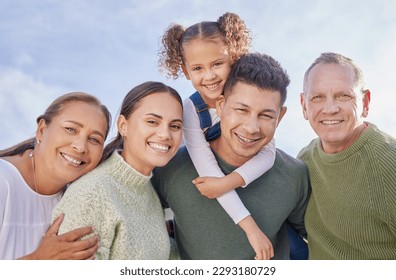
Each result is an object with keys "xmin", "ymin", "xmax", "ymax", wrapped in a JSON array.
[
  {"xmin": 181, "ymin": 65, "xmax": 190, "ymax": 80},
  {"xmin": 300, "ymin": 93, "xmax": 309, "ymax": 120},
  {"xmin": 36, "ymin": 118, "xmax": 47, "ymax": 143},
  {"xmin": 276, "ymin": 106, "xmax": 287, "ymax": 127},
  {"xmin": 215, "ymin": 95, "xmax": 225, "ymax": 118},
  {"xmin": 361, "ymin": 89, "xmax": 371, "ymax": 118},
  {"xmin": 117, "ymin": 115, "xmax": 127, "ymax": 136}
]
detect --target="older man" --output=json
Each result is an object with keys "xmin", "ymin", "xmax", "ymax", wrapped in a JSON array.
[
  {"xmin": 299, "ymin": 52, "xmax": 396, "ymax": 259},
  {"xmin": 153, "ymin": 53, "xmax": 310, "ymax": 259}
]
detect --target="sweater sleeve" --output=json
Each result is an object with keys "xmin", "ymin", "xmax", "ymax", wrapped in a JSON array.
[
  {"xmin": 286, "ymin": 161, "xmax": 311, "ymax": 239},
  {"xmin": 52, "ymin": 179, "xmax": 112, "ymax": 260},
  {"xmin": 374, "ymin": 132, "xmax": 396, "ymax": 237},
  {"xmin": 235, "ymin": 138, "xmax": 276, "ymax": 187},
  {"xmin": 182, "ymin": 98, "xmax": 250, "ymax": 224}
]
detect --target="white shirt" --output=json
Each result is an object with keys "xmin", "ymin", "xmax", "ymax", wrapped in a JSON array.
[
  {"xmin": 0, "ymin": 159, "xmax": 62, "ymax": 259},
  {"xmin": 183, "ymin": 98, "xmax": 276, "ymax": 224}
]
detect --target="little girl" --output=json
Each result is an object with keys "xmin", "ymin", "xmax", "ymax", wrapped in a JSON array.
[{"xmin": 158, "ymin": 12, "xmax": 276, "ymax": 260}]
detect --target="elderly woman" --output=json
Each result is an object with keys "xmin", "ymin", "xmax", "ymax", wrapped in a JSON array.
[{"xmin": 0, "ymin": 92, "xmax": 111, "ymax": 259}]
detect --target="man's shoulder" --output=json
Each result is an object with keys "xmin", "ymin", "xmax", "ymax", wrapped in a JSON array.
[
  {"xmin": 275, "ymin": 148, "xmax": 308, "ymax": 171},
  {"xmin": 269, "ymin": 149, "xmax": 310, "ymax": 196},
  {"xmin": 152, "ymin": 146, "xmax": 195, "ymax": 197},
  {"xmin": 297, "ymin": 138, "xmax": 318, "ymax": 160},
  {"xmin": 153, "ymin": 146, "xmax": 193, "ymax": 176},
  {"xmin": 169, "ymin": 145, "xmax": 191, "ymax": 166},
  {"xmin": 370, "ymin": 124, "xmax": 396, "ymax": 146}
]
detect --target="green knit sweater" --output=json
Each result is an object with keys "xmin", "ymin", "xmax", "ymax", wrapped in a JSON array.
[
  {"xmin": 298, "ymin": 123, "xmax": 396, "ymax": 259},
  {"xmin": 52, "ymin": 151, "xmax": 170, "ymax": 260}
]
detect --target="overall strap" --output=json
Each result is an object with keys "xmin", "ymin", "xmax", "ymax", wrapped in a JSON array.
[
  {"xmin": 189, "ymin": 91, "xmax": 221, "ymax": 141},
  {"xmin": 204, "ymin": 121, "xmax": 221, "ymax": 141},
  {"xmin": 189, "ymin": 91, "xmax": 212, "ymax": 129}
]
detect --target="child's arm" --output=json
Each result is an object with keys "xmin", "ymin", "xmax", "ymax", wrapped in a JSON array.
[
  {"xmin": 193, "ymin": 138, "xmax": 276, "ymax": 198},
  {"xmin": 239, "ymin": 216, "xmax": 274, "ymax": 260},
  {"xmin": 183, "ymin": 99, "xmax": 274, "ymax": 259},
  {"xmin": 236, "ymin": 138, "xmax": 276, "ymax": 187},
  {"xmin": 193, "ymin": 172, "xmax": 244, "ymax": 199},
  {"xmin": 182, "ymin": 98, "xmax": 226, "ymax": 180}
]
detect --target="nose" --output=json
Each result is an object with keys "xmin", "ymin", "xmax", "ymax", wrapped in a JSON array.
[
  {"xmin": 322, "ymin": 99, "xmax": 340, "ymax": 114},
  {"xmin": 204, "ymin": 69, "xmax": 216, "ymax": 80},
  {"xmin": 243, "ymin": 115, "xmax": 260, "ymax": 134},
  {"xmin": 72, "ymin": 136, "xmax": 88, "ymax": 153},
  {"xmin": 157, "ymin": 124, "xmax": 171, "ymax": 139}
]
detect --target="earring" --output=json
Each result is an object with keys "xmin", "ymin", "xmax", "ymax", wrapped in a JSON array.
[{"xmin": 36, "ymin": 139, "xmax": 41, "ymax": 144}]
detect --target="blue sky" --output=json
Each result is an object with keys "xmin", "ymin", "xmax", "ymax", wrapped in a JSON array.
[{"xmin": 1, "ymin": 0, "xmax": 395, "ymax": 156}]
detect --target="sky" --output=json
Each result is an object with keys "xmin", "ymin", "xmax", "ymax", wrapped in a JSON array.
[{"xmin": 0, "ymin": 0, "xmax": 395, "ymax": 157}]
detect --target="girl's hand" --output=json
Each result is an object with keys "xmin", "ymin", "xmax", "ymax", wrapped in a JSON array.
[
  {"xmin": 193, "ymin": 176, "xmax": 230, "ymax": 198},
  {"xmin": 239, "ymin": 216, "xmax": 274, "ymax": 260},
  {"xmin": 193, "ymin": 172, "xmax": 245, "ymax": 199},
  {"xmin": 247, "ymin": 227, "xmax": 274, "ymax": 260}
]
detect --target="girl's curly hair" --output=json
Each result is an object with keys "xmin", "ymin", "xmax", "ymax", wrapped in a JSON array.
[{"xmin": 158, "ymin": 12, "xmax": 251, "ymax": 79}]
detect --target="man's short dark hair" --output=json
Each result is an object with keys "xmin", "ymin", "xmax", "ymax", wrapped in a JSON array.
[{"xmin": 223, "ymin": 52, "xmax": 290, "ymax": 106}]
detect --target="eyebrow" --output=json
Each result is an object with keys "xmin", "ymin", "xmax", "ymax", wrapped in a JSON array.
[
  {"xmin": 234, "ymin": 102, "xmax": 277, "ymax": 114},
  {"xmin": 65, "ymin": 120, "xmax": 105, "ymax": 138},
  {"xmin": 146, "ymin": 113, "xmax": 183, "ymax": 123},
  {"xmin": 311, "ymin": 90, "xmax": 354, "ymax": 96},
  {"xmin": 189, "ymin": 58, "xmax": 224, "ymax": 66}
]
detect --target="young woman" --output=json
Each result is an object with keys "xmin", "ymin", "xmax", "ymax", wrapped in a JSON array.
[
  {"xmin": 158, "ymin": 12, "xmax": 275, "ymax": 260},
  {"xmin": 52, "ymin": 81, "xmax": 183, "ymax": 260},
  {"xmin": 0, "ymin": 92, "xmax": 111, "ymax": 259}
]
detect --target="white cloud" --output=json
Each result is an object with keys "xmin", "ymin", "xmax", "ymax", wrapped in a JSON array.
[
  {"xmin": 0, "ymin": 68, "xmax": 61, "ymax": 148},
  {"xmin": 363, "ymin": 30, "xmax": 396, "ymax": 136}
]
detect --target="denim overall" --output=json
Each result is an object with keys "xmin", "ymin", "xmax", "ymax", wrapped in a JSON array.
[{"xmin": 189, "ymin": 91, "xmax": 221, "ymax": 141}]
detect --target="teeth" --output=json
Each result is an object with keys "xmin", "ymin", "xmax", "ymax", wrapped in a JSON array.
[
  {"xmin": 204, "ymin": 82, "xmax": 220, "ymax": 90},
  {"xmin": 237, "ymin": 134, "xmax": 257, "ymax": 143},
  {"xmin": 149, "ymin": 143, "xmax": 170, "ymax": 152},
  {"xmin": 321, "ymin": 120, "xmax": 341, "ymax": 125},
  {"xmin": 62, "ymin": 153, "xmax": 82, "ymax": 165}
]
